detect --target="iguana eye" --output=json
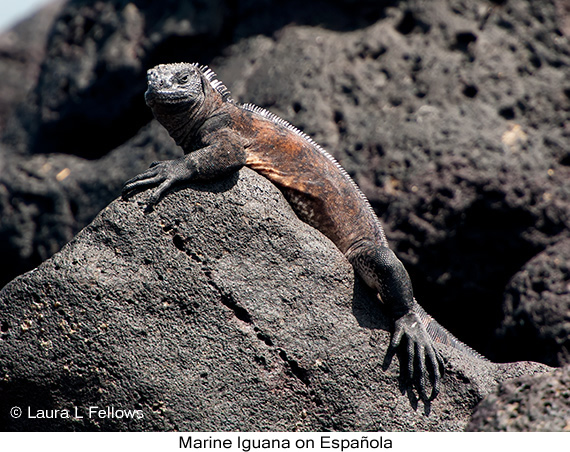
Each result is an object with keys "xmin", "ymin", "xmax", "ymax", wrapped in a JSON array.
[{"xmin": 179, "ymin": 73, "xmax": 189, "ymax": 84}]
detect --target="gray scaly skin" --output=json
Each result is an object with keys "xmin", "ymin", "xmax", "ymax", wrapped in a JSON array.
[{"xmin": 123, "ymin": 62, "xmax": 487, "ymax": 402}]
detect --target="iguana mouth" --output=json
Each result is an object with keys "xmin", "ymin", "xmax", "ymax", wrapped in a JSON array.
[{"xmin": 144, "ymin": 87, "xmax": 190, "ymax": 107}]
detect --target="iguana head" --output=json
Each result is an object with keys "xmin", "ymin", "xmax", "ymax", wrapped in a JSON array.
[
  {"xmin": 145, "ymin": 63, "xmax": 205, "ymax": 109},
  {"xmin": 144, "ymin": 63, "xmax": 232, "ymax": 149}
]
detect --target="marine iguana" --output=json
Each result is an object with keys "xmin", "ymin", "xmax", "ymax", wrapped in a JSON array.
[{"xmin": 123, "ymin": 62, "xmax": 485, "ymax": 401}]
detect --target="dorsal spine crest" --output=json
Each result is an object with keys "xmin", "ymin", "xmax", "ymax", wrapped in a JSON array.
[
  {"xmin": 240, "ymin": 102, "xmax": 384, "ymax": 240},
  {"xmin": 169, "ymin": 64, "xmax": 385, "ymax": 241},
  {"xmin": 197, "ymin": 64, "xmax": 234, "ymax": 102}
]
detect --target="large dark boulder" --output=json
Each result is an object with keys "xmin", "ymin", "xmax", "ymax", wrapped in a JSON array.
[
  {"xmin": 0, "ymin": 0, "xmax": 568, "ymax": 404},
  {"xmin": 0, "ymin": 168, "xmax": 550, "ymax": 431},
  {"xmin": 0, "ymin": 122, "xmax": 181, "ymax": 286},
  {"xmin": 498, "ymin": 239, "xmax": 570, "ymax": 367},
  {"xmin": 0, "ymin": 0, "xmax": 65, "ymax": 132},
  {"xmin": 467, "ymin": 364, "xmax": 570, "ymax": 432}
]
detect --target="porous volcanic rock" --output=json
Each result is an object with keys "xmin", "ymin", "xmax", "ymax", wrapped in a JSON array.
[
  {"xmin": 0, "ymin": 0, "xmax": 65, "ymax": 131},
  {"xmin": 498, "ymin": 239, "xmax": 570, "ymax": 367},
  {"xmin": 467, "ymin": 364, "xmax": 570, "ymax": 432},
  {"xmin": 0, "ymin": 0, "xmax": 568, "ymax": 383},
  {"xmin": 0, "ymin": 168, "xmax": 551, "ymax": 431}
]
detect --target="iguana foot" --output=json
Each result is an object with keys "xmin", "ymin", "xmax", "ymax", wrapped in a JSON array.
[
  {"xmin": 122, "ymin": 158, "xmax": 195, "ymax": 205},
  {"xmin": 389, "ymin": 312, "xmax": 444, "ymax": 401}
]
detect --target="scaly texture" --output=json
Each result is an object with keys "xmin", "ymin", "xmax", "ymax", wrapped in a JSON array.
[{"xmin": 123, "ymin": 62, "xmax": 487, "ymax": 402}]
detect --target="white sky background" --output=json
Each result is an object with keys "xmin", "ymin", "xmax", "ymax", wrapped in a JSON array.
[{"xmin": 0, "ymin": 0, "xmax": 53, "ymax": 32}]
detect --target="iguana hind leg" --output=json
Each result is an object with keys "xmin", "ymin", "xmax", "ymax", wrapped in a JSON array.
[{"xmin": 347, "ymin": 243, "xmax": 443, "ymax": 401}]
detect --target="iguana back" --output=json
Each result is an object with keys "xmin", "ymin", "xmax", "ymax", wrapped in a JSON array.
[{"xmin": 123, "ymin": 62, "xmax": 487, "ymax": 402}]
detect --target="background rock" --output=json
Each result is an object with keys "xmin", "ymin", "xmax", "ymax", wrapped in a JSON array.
[
  {"xmin": 0, "ymin": 0, "xmax": 65, "ymax": 132},
  {"xmin": 0, "ymin": 168, "xmax": 551, "ymax": 431},
  {"xmin": 498, "ymin": 239, "xmax": 570, "ymax": 366},
  {"xmin": 0, "ymin": 122, "xmax": 181, "ymax": 284},
  {"xmin": 467, "ymin": 364, "xmax": 570, "ymax": 431},
  {"xmin": 0, "ymin": 0, "xmax": 568, "ymax": 414}
]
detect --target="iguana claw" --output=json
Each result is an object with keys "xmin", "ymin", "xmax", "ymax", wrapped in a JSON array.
[
  {"xmin": 390, "ymin": 312, "xmax": 444, "ymax": 401},
  {"xmin": 122, "ymin": 157, "xmax": 195, "ymax": 205}
]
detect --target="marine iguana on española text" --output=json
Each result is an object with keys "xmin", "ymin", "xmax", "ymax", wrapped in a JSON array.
[{"xmin": 123, "ymin": 62, "xmax": 486, "ymax": 402}]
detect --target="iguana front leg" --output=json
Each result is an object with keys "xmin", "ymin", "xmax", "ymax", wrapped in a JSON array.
[
  {"xmin": 122, "ymin": 131, "xmax": 247, "ymax": 205},
  {"xmin": 348, "ymin": 242, "xmax": 443, "ymax": 401}
]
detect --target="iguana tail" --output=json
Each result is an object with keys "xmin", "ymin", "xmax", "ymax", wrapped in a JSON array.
[{"xmin": 413, "ymin": 300, "xmax": 488, "ymax": 361}]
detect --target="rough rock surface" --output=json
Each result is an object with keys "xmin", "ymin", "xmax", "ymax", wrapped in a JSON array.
[
  {"xmin": 467, "ymin": 364, "xmax": 570, "ymax": 432},
  {"xmin": 499, "ymin": 239, "xmax": 570, "ymax": 367},
  {"xmin": 0, "ymin": 0, "xmax": 569, "ymax": 431},
  {"xmin": 0, "ymin": 1, "xmax": 568, "ymax": 369},
  {"xmin": 0, "ymin": 168, "xmax": 551, "ymax": 431},
  {"xmin": 0, "ymin": 121, "xmax": 181, "ymax": 285},
  {"xmin": 0, "ymin": 0, "xmax": 65, "ymax": 131}
]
